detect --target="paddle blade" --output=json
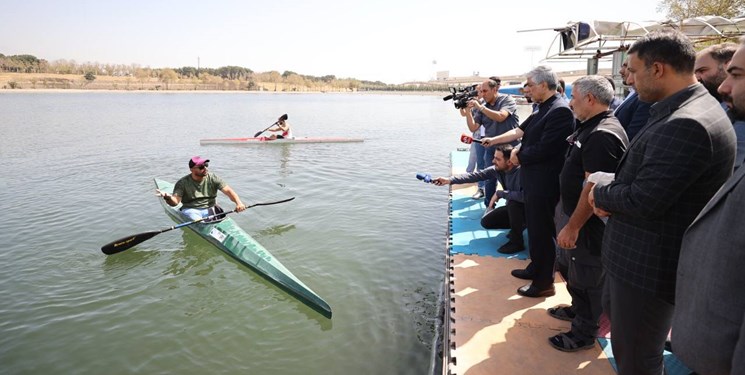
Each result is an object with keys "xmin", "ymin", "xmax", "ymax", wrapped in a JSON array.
[
  {"xmin": 253, "ymin": 131, "xmax": 263, "ymax": 137},
  {"xmin": 101, "ymin": 231, "xmax": 161, "ymax": 255}
]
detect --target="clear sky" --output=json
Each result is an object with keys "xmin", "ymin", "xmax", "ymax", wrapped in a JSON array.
[{"xmin": 1, "ymin": 0, "xmax": 665, "ymax": 84}]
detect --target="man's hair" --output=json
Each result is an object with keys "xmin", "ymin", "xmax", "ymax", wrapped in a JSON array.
[
  {"xmin": 628, "ymin": 30, "xmax": 696, "ymax": 74},
  {"xmin": 701, "ymin": 42, "xmax": 738, "ymax": 65},
  {"xmin": 484, "ymin": 78, "xmax": 500, "ymax": 89},
  {"xmin": 495, "ymin": 144, "xmax": 515, "ymax": 160},
  {"xmin": 605, "ymin": 76, "xmax": 616, "ymax": 90},
  {"xmin": 527, "ymin": 65, "xmax": 559, "ymax": 90},
  {"xmin": 488, "ymin": 76, "xmax": 502, "ymax": 85},
  {"xmin": 573, "ymin": 75, "xmax": 615, "ymax": 105}
]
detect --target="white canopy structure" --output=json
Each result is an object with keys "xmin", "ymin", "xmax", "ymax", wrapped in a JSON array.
[
  {"xmin": 518, "ymin": 15, "xmax": 745, "ymax": 81},
  {"xmin": 537, "ymin": 15, "xmax": 745, "ymax": 62}
]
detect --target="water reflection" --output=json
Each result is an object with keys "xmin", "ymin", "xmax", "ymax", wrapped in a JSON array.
[
  {"xmin": 101, "ymin": 244, "xmax": 161, "ymax": 273},
  {"xmin": 279, "ymin": 143, "xmax": 292, "ymax": 177},
  {"xmin": 162, "ymin": 226, "xmax": 332, "ymax": 329},
  {"xmin": 257, "ymin": 223, "xmax": 296, "ymax": 237}
]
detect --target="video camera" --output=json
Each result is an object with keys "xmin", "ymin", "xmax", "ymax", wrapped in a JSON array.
[{"xmin": 443, "ymin": 84, "xmax": 478, "ymax": 109}]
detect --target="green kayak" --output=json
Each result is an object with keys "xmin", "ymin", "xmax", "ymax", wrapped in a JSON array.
[{"xmin": 154, "ymin": 178, "xmax": 332, "ymax": 318}]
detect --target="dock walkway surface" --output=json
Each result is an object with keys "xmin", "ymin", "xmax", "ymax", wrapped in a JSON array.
[{"xmin": 440, "ymin": 149, "xmax": 692, "ymax": 375}]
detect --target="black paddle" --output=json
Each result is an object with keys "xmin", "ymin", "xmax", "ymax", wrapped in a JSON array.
[
  {"xmin": 253, "ymin": 114, "xmax": 288, "ymax": 137},
  {"xmin": 101, "ymin": 197, "xmax": 295, "ymax": 255}
]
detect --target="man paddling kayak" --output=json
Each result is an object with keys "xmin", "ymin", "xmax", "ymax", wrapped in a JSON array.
[{"xmin": 155, "ymin": 156, "xmax": 247, "ymax": 220}]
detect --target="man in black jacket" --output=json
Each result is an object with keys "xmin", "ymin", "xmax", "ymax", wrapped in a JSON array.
[
  {"xmin": 549, "ymin": 75, "xmax": 628, "ymax": 352},
  {"xmin": 482, "ymin": 65, "xmax": 575, "ymax": 298}
]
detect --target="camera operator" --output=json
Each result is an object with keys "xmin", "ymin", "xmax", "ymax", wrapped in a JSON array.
[
  {"xmin": 464, "ymin": 77, "xmax": 520, "ymax": 206},
  {"xmin": 460, "ymin": 84, "xmax": 487, "ymax": 200}
]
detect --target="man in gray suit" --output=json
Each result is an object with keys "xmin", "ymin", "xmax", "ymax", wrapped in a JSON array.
[
  {"xmin": 589, "ymin": 30, "xmax": 736, "ymax": 375},
  {"xmin": 672, "ymin": 37, "xmax": 745, "ymax": 375}
]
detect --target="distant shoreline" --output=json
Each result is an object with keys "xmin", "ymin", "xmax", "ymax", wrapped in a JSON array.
[
  {"xmin": 0, "ymin": 71, "xmax": 448, "ymax": 94},
  {"xmin": 0, "ymin": 88, "xmax": 445, "ymax": 96}
]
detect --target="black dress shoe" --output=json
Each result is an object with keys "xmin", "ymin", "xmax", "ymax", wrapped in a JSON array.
[
  {"xmin": 471, "ymin": 188, "xmax": 485, "ymax": 200},
  {"xmin": 498, "ymin": 241, "xmax": 525, "ymax": 254},
  {"xmin": 511, "ymin": 268, "xmax": 535, "ymax": 280},
  {"xmin": 517, "ymin": 284, "xmax": 555, "ymax": 298}
]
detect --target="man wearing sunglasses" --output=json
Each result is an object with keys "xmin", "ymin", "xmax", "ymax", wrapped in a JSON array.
[{"xmin": 156, "ymin": 156, "xmax": 247, "ymax": 220}]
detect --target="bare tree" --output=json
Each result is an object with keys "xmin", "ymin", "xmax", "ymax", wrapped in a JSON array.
[{"xmin": 135, "ymin": 68, "xmax": 150, "ymax": 89}]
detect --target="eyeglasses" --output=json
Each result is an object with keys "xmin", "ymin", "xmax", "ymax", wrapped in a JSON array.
[{"xmin": 196, "ymin": 163, "xmax": 209, "ymax": 170}]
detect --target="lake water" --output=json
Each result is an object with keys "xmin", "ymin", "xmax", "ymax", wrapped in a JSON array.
[{"xmin": 0, "ymin": 91, "xmax": 482, "ymax": 374}]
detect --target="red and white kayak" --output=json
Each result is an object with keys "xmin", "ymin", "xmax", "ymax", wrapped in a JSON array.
[{"xmin": 200, "ymin": 137, "xmax": 364, "ymax": 145}]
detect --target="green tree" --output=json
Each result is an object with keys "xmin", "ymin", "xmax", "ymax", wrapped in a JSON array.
[
  {"xmin": 657, "ymin": 0, "xmax": 745, "ymax": 20},
  {"xmin": 159, "ymin": 68, "xmax": 178, "ymax": 90},
  {"xmin": 84, "ymin": 72, "xmax": 96, "ymax": 82},
  {"xmin": 135, "ymin": 68, "xmax": 150, "ymax": 89}
]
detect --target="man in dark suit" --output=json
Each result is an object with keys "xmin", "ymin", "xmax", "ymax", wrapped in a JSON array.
[
  {"xmin": 673, "ymin": 37, "xmax": 745, "ymax": 375},
  {"xmin": 482, "ymin": 65, "xmax": 574, "ymax": 297},
  {"xmin": 613, "ymin": 57, "xmax": 652, "ymax": 141},
  {"xmin": 589, "ymin": 30, "xmax": 736, "ymax": 375}
]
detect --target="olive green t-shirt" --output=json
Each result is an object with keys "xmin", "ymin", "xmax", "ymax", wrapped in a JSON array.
[{"xmin": 173, "ymin": 173, "xmax": 227, "ymax": 209}]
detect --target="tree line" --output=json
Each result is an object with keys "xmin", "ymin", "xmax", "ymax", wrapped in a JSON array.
[{"xmin": 0, "ymin": 53, "xmax": 443, "ymax": 91}]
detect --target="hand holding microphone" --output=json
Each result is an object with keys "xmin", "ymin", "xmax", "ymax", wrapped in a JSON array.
[
  {"xmin": 417, "ymin": 173, "xmax": 451, "ymax": 186},
  {"xmin": 416, "ymin": 173, "xmax": 433, "ymax": 183},
  {"xmin": 460, "ymin": 133, "xmax": 482, "ymax": 145}
]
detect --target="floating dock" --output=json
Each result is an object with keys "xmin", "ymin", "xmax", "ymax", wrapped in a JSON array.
[{"xmin": 436, "ymin": 149, "xmax": 692, "ymax": 375}]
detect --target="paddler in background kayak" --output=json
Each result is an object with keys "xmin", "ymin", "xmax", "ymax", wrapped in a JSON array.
[
  {"xmin": 266, "ymin": 115, "xmax": 293, "ymax": 140},
  {"xmin": 155, "ymin": 156, "xmax": 247, "ymax": 220}
]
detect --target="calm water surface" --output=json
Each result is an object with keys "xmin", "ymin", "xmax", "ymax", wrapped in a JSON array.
[{"xmin": 0, "ymin": 91, "xmax": 474, "ymax": 374}]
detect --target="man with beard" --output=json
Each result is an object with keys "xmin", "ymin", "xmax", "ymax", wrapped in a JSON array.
[
  {"xmin": 700, "ymin": 42, "xmax": 745, "ymax": 169},
  {"xmin": 156, "ymin": 156, "xmax": 247, "ymax": 220},
  {"xmin": 432, "ymin": 145, "xmax": 526, "ymax": 254},
  {"xmin": 589, "ymin": 30, "xmax": 735, "ymax": 375},
  {"xmin": 672, "ymin": 37, "xmax": 745, "ymax": 375},
  {"xmin": 694, "ymin": 42, "xmax": 737, "ymax": 108},
  {"xmin": 464, "ymin": 78, "xmax": 520, "ymax": 205}
]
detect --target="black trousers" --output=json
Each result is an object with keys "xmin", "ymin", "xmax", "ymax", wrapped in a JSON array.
[
  {"xmin": 556, "ymin": 211, "xmax": 605, "ymax": 340},
  {"xmin": 524, "ymin": 192, "xmax": 559, "ymax": 289},
  {"xmin": 480, "ymin": 200, "xmax": 526, "ymax": 245},
  {"xmin": 603, "ymin": 274, "xmax": 674, "ymax": 375},
  {"xmin": 556, "ymin": 250, "xmax": 604, "ymax": 340}
]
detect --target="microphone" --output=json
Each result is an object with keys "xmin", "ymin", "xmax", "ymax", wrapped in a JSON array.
[
  {"xmin": 460, "ymin": 134, "xmax": 482, "ymax": 144},
  {"xmin": 442, "ymin": 95, "xmax": 454, "ymax": 101},
  {"xmin": 416, "ymin": 173, "xmax": 433, "ymax": 183}
]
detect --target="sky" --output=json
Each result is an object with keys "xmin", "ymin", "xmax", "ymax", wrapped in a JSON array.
[{"xmin": 1, "ymin": 0, "xmax": 666, "ymax": 84}]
